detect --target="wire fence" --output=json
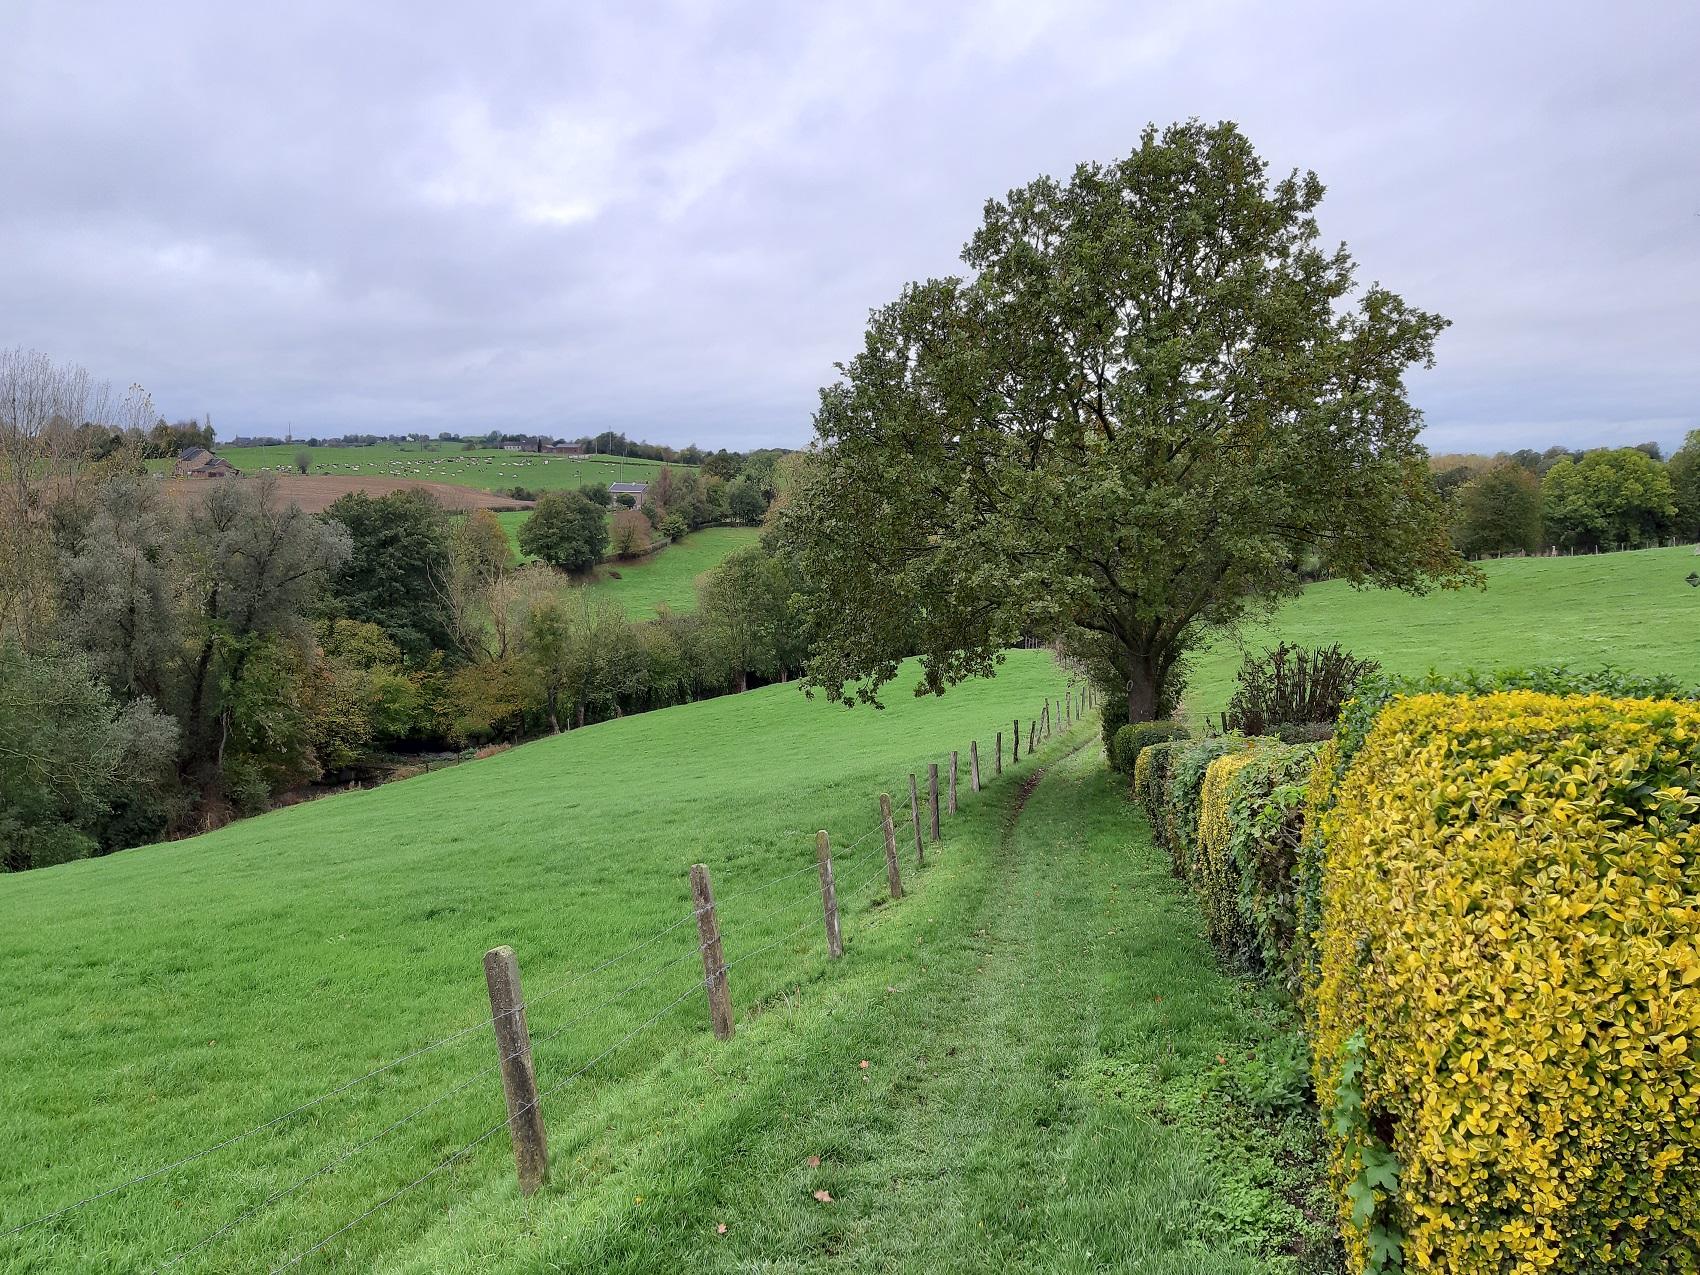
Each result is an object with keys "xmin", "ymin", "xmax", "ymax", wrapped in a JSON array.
[{"xmin": 4, "ymin": 682, "xmax": 1097, "ymax": 1273}]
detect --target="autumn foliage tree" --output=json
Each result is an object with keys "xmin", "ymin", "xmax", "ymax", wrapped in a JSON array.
[{"xmin": 785, "ymin": 120, "xmax": 1466, "ymax": 722}]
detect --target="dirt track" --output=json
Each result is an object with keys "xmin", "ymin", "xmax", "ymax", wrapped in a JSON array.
[{"xmin": 160, "ymin": 474, "xmax": 534, "ymax": 514}]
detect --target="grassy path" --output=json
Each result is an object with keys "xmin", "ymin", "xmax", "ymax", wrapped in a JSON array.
[{"xmin": 397, "ymin": 743, "xmax": 1333, "ymax": 1273}]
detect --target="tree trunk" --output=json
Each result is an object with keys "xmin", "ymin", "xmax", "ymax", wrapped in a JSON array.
[
  {"xmin": 735, "ymin": 669, "xmax": 748, "ymax": 694},
  {"xmin": 575, "ymin": 703, "xmax": 586, "ymax": 729},
  {"xmin": 1125, "ymin": 664, "xmax": 1159, "ymax": 724}
]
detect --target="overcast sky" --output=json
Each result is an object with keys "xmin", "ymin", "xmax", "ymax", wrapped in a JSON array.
[{"xmin": 4, "ymin": 1, "xmax": 1697, "ymax": 453}]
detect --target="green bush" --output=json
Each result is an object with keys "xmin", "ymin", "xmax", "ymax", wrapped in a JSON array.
[
  {"xmin": 1132, "ymin": 740, "xmax": 1178, "ymax": 840},
  {"xmin": 1109, "ymin": 719, "xmax": 1187, "ymax": 774},
  {"xmin": 1160, "ymin": 735, "xmax": 1246, "ymax": 879}
]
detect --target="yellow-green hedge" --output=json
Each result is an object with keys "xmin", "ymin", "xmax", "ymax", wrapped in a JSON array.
[
  {"xmin": 1313, "ymin": 691, "xmax": 1700, "ymax": 1273},
  {"xmin": 1195, "ymin": 749, "xmax": 1261, "ymax": 959}
]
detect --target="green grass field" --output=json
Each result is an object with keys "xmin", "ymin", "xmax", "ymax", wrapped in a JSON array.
[
  {"xmin": 2, "ymin": 654, "xmax": 1330, "ymax": 1273},
  {"xmin": 1187, "ymin": 545, "xmax": 1700, "ymax": 722},
  {"xmin": 487, "ymin": 517, "xmax": 759, "ymax": 615},
  {"xmin": 150, "ymin": 443, "xmax": 682, "ymax": 494},
  {"xmin": 586, "ymin": 527, "xmax": 763, "ymax": 618}
]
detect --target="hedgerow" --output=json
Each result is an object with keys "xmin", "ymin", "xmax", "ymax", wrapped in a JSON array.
[
  {"xmin": 1161, "ymin": 736, "xmax": 1247, "ymax": 879},
  {"xmin": 1313, "ymin": 691, "xmax": 1700, "ymax": 1273},
  {"xmin": 1109, "ymin": 719, "xmax": 1188, "ymax": 775},
  {"xmin": 1132, "ymin": 739, "xmax": 1177, "ymax": 841},
  {"xmin": 1193, "ymin": 750, "xmax": 1262, "ymax": 961}
]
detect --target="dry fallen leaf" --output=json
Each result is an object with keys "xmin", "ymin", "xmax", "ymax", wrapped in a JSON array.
[
  {"xmin": 813, "ymin": 1189, "xmax": 833, "ymax": 1203},
  {"xmin": 858, "ymin": 1060, "xmax": 870, "ymax": 1070},
  {"xmin": 807, "ymin": 1155, "xmax": 821, "ymax": 1168},
  {"xmin": 1215, "ymin": 1054, "xmax": 1227, "ymax": 1065},
  {"xmin": 716, "ymin": 1223, "xmax": 728, "ymax": 1235}
]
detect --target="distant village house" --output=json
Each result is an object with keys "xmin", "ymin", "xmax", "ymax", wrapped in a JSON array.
[
  {"xmin": 173, "ymin": 446, "xmax": 241, "ymax": 478},
  {"xmin": 610, "ymin": 481, "xmax": 649, "ymax": 508}
]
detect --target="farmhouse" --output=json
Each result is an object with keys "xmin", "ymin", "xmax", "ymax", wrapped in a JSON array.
[
  {"xmin": 610, "ymin": 481, "xmax": 649, "ymax": 508},
  {"xmin": 173, "ymin": 446, "xmax": 241, "ymax": 478},
  {"xmin": 545, "ymin": 442, "xmax": 586, "ymax": 456}
]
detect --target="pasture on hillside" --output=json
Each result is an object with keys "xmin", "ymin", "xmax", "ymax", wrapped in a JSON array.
[
  {"xmin": 3, "ymin": 653, "xmax": 1324, "ymax": 1274},
  {"xmin": 150, "ymin": 443, "xmax": 683, "ymax": 495},
  {"xmin": 487, "ymin": 517, "xmax": 759, "ymax": 615},
  {"xmin": 587, "ymin": 526, "xmax": 763, "ymax": 618},
  {"xmin": 1187, "ymin": 544, "xmax": 1700, "ymax": 722}
]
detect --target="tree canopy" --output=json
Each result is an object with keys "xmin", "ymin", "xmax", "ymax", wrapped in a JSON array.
[
  {"xmin": 1454, "ymin": 462, "xmax": 1543, "ymax": 557},
  {"xmin": 520, "ymin": 490, "xmax": 609, "ymax": 573},
  {"xmin": 1541, "ymin": 448, "xmax": 1676, "ymax": 550},
  {"xmin": 784, "ymin": 120, "xmax": 1466, "ymax": 722}
]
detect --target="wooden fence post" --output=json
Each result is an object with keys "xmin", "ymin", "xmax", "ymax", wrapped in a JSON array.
[
  {"xmin": 816, "ymin": 831, "xmax": 842, "ymax": 960},
  {"xmin": 995, "ymin": 731, "xmax": 1003, "ymax": 776},
  {"xmin": 879, "ymin": 793, "xmax": 903, "ymax": 900},
  {"xmin": 483, "ymin": 945, "xmax": 549, "ymax": 1195},
  {"xmin": 928, "ymin": 764, "xmax": 941, "ymax": 842},
  {"xmin": 689, "ymin": 864, "xmax": 733, "ymax": 1040},
  {"xmin": 970, "ymin": 740, "xmax": 981, "ymax": 792},
  {"xmin": 909, "ymin": 772, "xmax": 924, "ymax": 863},
  {"xmin": 1012, "ymin": 718, "xmax": 1021, "ymax": 762},
  {"xmin": 1029, "ymin": 719, "xmax": 1037, "ymax": 753},
  {"xmin": 948, "ymin": 751, "xmax": 959, "ymax": 813}
]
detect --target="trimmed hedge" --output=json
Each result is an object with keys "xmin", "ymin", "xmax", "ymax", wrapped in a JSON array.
[
  {"xmin": 1313, "ymin": 691, "xmax": 1700, "ymax": 1274},
  {"xmin": 1161, "ymin": 736, "xmax": 1247, "ymax": 879},
  {"xmin": 1109, "ymin": 719, "xmax": 1188, "ymax": 775},
  {"xmin": 1194, "ymin": 749, "xmax": 1262, "ymax": 962},
  {"xmin": 1132, "ymin": 739, "xmax": 1176, "ymax": 840}
]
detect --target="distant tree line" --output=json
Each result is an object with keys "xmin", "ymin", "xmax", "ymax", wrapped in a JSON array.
[
  {"xmin": 1, "ymin": 350, "xmax": 808, "ymax": 871},
  {"xmin": 1437, "ymin": 436, "xmax": 1700, "ymax": 556}
]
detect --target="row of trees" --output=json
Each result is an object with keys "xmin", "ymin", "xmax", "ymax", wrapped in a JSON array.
[
  {"xmin": 2, "ymin": 347, "xmax": 806, "ymax": 869},
  {"xmin": 1446, "ymin": 436, "xmax": 1700, "ymax": 556},
  {"xmin": 2, "ymin": 470, "xmax": 808, "ymax": 869}
]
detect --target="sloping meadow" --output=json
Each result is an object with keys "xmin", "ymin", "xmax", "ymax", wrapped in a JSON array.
[{"xmin": 1126, "ymin": 669, "xmax": 1700, "ymax": 1274}]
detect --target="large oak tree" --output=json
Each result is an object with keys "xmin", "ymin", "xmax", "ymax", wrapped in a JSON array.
[{"xmin": 785, "ymin": 120, "xmax": 1467, "ymax": 722}]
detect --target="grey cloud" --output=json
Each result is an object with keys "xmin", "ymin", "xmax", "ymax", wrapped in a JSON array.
[{"xmin": 2, "ymin": 0, "xmax": 1696, "ymax": 450}]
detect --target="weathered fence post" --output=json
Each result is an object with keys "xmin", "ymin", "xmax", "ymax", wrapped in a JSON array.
[
  {"xmin": 948, "ymin": 751, "xmax": 959, "ymax": 813},
  {"xmin": 970, "ymin": 740, "xmax": 981, "ymax": 793},
  {"xmin": 909, "ymin": 772, "xmax": 924, "ymax": 863},
  {"xmin": 1012, "ymin": 718, "xmax": 1021, "ymax": 762},
  {"xmin": 816, "ymin": 831, "xmax": 842, "ymax": 960},
  {"xmin": 689, "ymin": 863, "xmax": 733, "ymax": 1040},
  {"xmin": 928, "ymin": 763, "xmax": 941, "ymax": 842},
  {"xmin": 879, "ymin": 793, "xmax": 904, "ymax": 900},
  {"xmin": 483, "ymin": 945, "xmax": 549, "ymax": 1195},
  {"xmin": 995, "ymin": 730, "xmax": 1003, "ymax": 776},
  {"xmin": 1029, "ymin": 719, "xmax": 1037, "ymax": 753}
]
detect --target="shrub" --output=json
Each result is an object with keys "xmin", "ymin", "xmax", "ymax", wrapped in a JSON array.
[
  {"xmin": 1132, "ymin": 740, "xmax": 1177, "ymax": 837},
  {"xmin": 1313, "ymin": 691, "xmax": 1700, "ymax": 1274},
  {"xmin": 1193, "ymin": 749, "xmax": 1262, "ymax": 960},
  {"xmin": 1160, "ymin": 735, "xmax": 1247, "ymax": 879},
  {"xmin": 1110, "ymin": 719, "xmax": 1187, "ymax": 774},
  {"xmin": 1225, "ymin": 643, "xmax": 1378, "ymax": 735},
  {"xmin": 1186, "ymin": 740, "xmax": 1322, "ymax": 977},
  {"xmin": 505, "ymin": 485, "xmax": 538, "ymax": 501}
]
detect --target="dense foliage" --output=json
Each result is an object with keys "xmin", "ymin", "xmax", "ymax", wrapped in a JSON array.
[
  {"xmin": 1315, "ymin": 692, "xmax": 1700, "ymax": 1273},
  {"xmin": 786, "ymin": 120, "xmax": 1465, "ymax": 726},
  {"xmin": 1137, "ymin": 666, "xmax": 1700, "ymax": 1273},
  {"xmin": 520, "ymin": 490, "xmax": 609, "ymax": 572},
  {"xmin": 1108, "ymin": 719, "xmax": 1187, "ymax": 775}
]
